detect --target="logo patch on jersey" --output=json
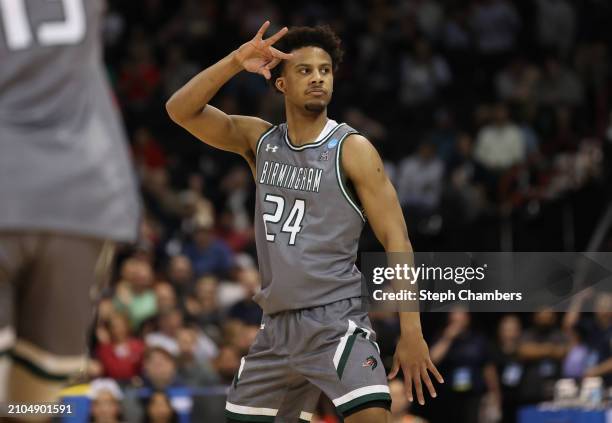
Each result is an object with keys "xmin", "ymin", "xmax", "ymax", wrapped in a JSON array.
[
  {"xmin": 319, "ymin": 150, "xmax": 329, "ymax": 161},
  {"xmin": 266, "ymin": 144, "xmax": 278, "ymax": 152},
  {"xmin": 327, "ymin": 138, "xmax": 339, "ymax": 149},
  {"xmin": 362, "ymin": 355, "xmax": 378, "ymax": 370}
]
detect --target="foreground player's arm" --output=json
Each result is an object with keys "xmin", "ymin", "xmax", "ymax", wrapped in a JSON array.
[
  {"xmin": 343, "ymin": 135, "xmax": 444, "ymax": 405},
  {"xmin": 166, "ymin": 21, "xmax": 292, "ymax": 160}
]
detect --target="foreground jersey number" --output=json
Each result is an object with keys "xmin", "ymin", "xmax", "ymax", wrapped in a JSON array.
[
  {"xmin": 262, "ymin": 194, "xmax": 305, "ymax": 245},
  {"xmin": 0, "ymin": 0, "xmax": 86, "ymax": 50}
]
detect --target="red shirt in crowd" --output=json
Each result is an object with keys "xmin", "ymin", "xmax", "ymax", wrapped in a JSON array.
[{"xmin": 96, "ymin": 339, "xmax": 145, "ymax": 381}]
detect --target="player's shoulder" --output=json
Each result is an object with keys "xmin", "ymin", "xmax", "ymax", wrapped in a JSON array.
[
  {"xmin": 342, "ymin": 132, "xmax": 378, "ymax": 159},
  {"xmin": 340, "ymin": 131, "xmax": 382, "ymax": 182},
  {"xmin": 231, "ymin": 115, "xmax": 276, "ymax": 153}
]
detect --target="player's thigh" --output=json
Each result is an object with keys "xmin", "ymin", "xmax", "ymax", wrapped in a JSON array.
[
  {"xmin": 0, "ymin": 231, "xmax": 31, "ymax": 353},
  {"xmin": 225, "ymin": 326, "xmax": 294, "ymax": 422},
  {"xmin": 276, "ymin": 376, "xmax": 321, "ymax": 422},
  {"xmin": 14, "ymin": 234, "xmax": 110, "ymax": 369},
  {"xmin": 297, "ymin": 314, "xmax": 391, "ymax": 419}
]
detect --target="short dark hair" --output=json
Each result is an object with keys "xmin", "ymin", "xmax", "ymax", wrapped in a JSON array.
[{"xmin": 270, "ymin": 25, "xmax": 344, "ymax": 87}]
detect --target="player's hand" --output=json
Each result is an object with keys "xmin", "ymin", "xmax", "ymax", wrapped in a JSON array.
[
  {"xmin": 233, "ymin": 21, "xmax": 293, "ymax": 79},
  {"xmin": 388, "ymin": 334, "xmax": 444, "ymax": 405}
]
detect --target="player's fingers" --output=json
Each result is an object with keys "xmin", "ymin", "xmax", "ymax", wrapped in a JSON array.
[
  {"xmin": 427, "ymin": 359, "xmax": 444, "ymax": 384},
  {"xmin": 412, "ymin": 366, "xmax": 424, "ymax": 405},
  {"xmin": 403, "ymin": 367, "xmax": 414, "ymax": 402},
  {"xmin": 264, "ymin": 26, "xmax": 289, "ymax": 46},
  {"xmin": 265, "ymin": 57, "xmax": 282, "ymax": 71},
  {"xmin": 420, "ymin": 365, "xmax": 437, "ymax": 399},
  {"xmin": 255, "ymin": 21, "xmax": 270, "ymax": 40},
  {"xmin": 387, "ymin": 356, "xmax": 400, "ymax": 380},
  {"xmin": 270, "ymin": 46, "xmax": 294, "ymax": 60},
  {"xmin": 260, "ymin": 67, "xmax": 271, "ymax": 80}
]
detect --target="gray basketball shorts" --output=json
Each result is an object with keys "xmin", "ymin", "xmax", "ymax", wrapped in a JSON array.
[{"xmin": 225, "ymin": 297, "xmax": 391, "ymax": 422}]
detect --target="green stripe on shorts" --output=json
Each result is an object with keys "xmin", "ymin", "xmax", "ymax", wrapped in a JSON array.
[
  {"xmin": 337, "ymin": 392, "xmax": 392, "ymax": 415},
  {"xmin": 336, "ymin": 328, "xmax": 365, "ymax": 378},
  {"xmin": 224, "ymin": 410, "xmax": 275, "ymax": 422},
  {"xmin": 9, "ymin": 352, "xmax": 71, "ymax": 381}
]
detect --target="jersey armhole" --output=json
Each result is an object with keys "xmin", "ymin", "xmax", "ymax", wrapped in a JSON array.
[
  {"xmin": 336, "ymin": 133, "xmax": 366, "ymax": 222},
  {"xmin": 255, "ymin": 125, "xmax": 278, "ymax": 157}
]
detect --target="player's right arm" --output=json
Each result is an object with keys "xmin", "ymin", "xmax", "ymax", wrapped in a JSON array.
[{"xmin": 165, "ymin": 21, "xmax": 292, "ymax": 159}]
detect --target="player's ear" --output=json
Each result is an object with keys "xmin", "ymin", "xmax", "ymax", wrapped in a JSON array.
[{"xmin": 275, "ymin": 77, "xmax": 286, "ymax": 94}]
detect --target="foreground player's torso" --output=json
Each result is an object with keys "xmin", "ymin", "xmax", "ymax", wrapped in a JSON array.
[{"xmin": 252, "ymin": 119, "xmax": 366, "ymax": 314}]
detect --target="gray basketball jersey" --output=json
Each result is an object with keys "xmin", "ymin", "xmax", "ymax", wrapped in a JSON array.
[
  {"xmin": 0, "ymin": 0, "xmax": 140, "ymax": 242},
  {"xmin": 253, "ymin": 120, "xmax": 365, "ymax": 314}
]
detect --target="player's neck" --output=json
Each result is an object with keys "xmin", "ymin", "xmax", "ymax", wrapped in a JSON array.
[{"xmin": 285, "ymin": 107, "xmax": 329, "ymax": 146}]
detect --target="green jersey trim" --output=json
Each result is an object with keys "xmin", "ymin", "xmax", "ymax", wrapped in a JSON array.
[{"xmin": 336, "ymin": 133, "xmax": 365, "ymax": 222}]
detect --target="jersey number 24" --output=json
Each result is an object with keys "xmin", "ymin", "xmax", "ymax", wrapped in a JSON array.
[{"xmin": 263, "ymin": 194, "xmax": 305, "ymax": 246}]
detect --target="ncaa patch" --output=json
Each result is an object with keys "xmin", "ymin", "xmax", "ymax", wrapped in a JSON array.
[
  {"xmin": 362, "ymin": 355, "xmax": 378, "ymax": 370},
  {"xmin": 327, "ymin": 138, "xmax": 339, "ymax": 149}
]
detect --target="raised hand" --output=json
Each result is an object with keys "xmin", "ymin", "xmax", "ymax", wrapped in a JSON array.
[{"xmin": 233, "ymin": 21, "xmax": 293, "ymax": 79}]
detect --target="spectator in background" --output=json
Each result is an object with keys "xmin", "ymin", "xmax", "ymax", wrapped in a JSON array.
[
  {"xmin": 430, "ymin": 310, "xmax": 501, "ymax": 423},
  {"xmin": 227, "ymin": 268, "xmax": 263, "ymax": 327},
  {"xmin": 176, "ymin": 327, "xmax": 219, "ymax": 387},
  {"xmin": 96, "ymin": 312, "xmax": 145, "ymax": 383},
  {"xmin": 220, "ymin": 166, "xmax": 254, "ymax": 233},
  {"xmin": 562, "ymin": 322, "xmax": 591, "ymax": 378},
  {"xmin": 492, "ymin": 315, "xmax": 524, "ymax": 423},
  {"xmin": 495, "ymin": 57, "xmax": 540, "ymax": 104},
  {"xmin": 396, "ymin": 142, "xmax": 444, "ymax": 214},
  {"xmin": 166, "ymin": 255, "xmax": 195, "ymax": 298},
  {"xmin": 186, "ymin": 275, "xmax": 224, "ymax": 334},
  {"xmin": 132, "ymin": 127, "xmax": 167, "ymax": 177},
  {"xmin": 118, "ymin": 32, "xmax": 161, "ymax": 111},
  {"xmin": 212, "ymin": 345, "xmax": 241, "ymax": 384},
  {"xmin": 161, "ymin": 45, "xmax": 199, "ymax": 101},
  {"xmin": 442, "ymin": 6, "xmax": 472, "ymax": 52},
  {"xmin": 470, "ymin": 0, "xmax": 520, "ymax": 56},
  {"xmin": 543, "ymin": 106, "xmax": 578, "ymax": 154},
  {"xmin": 399, "ymin": 38, "xmax": 452, "ymax": 107},
  {"xmin": 536, "ymin": 56, "xmax": 584, "ymax": 107},
  {"xmin": 154, "ymin": 282, "xmax": 179, "ymax": 314},
  {"xmin": 565, "ymin": 291, "xmax": 612, "ymax": 383},
  {"xmin": 428, "ymin": 109, "xmax": 457, "ymax": 163},
  {"xmin": 536, "ymin": 0, "xmax": 575, "ymax": 59},
  {"xmin": 142, "ymin": 391, "xmax": 179, "ymax": 423},
  {"xmin": 89, "ymin": 379, "xmax": 124, "ymax": 423},
  {"xmin": 179, "ymin": 173, "xmax": 215, "ymax": 235},
  {"xmin": 222, "ymin": 320, "xmax": 258, "ymax": 357},
  {"xmin": 214, "ymin": 209, "xmax": 254, "ymax": 253},
  {"xmin": 113, "ymin": 258, "xmax": 158, "ymax": 331},
  {"xmin": 146, "ymin": 308, "xmax": 218, "ymax": 363},
  {"xmin": 474, "ymin": 103, "xmax": 526, "ymax": 172},
  {"xmin": 141, "ymin": 346, "xmax": 182, "ymax": 391},
  {"xmin": 183, "ymin": 220, "xmax": 234, "ymax": 278},
  {"xmin": 517, "ymin": 309, "xmax": 568, "ymax": 403},
  {"xmin": 445, "ymin": 133, "xmax": 487, "ymax": 226}
]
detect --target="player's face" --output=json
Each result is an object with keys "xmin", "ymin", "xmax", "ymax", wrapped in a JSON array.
[{"xmin": 276, "ymin": 46, "xmax": 333, "ymax": 113}]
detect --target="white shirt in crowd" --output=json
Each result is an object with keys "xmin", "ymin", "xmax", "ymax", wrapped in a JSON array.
[
  {"xmin": 475, "ymin": 123, "xmax": 526, "ymax": 171},
  {"xmin": 396, "ymin": 156, "xmax": 444, "ymax": 210}
]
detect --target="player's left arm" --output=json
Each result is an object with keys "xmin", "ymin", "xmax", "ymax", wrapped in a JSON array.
[{"xmin": 342, "ymin": 134, "xmax": 444, "ymax": 405}]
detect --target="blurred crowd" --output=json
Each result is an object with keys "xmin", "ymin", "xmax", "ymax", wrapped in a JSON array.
[{"xmin": 79, "ymin": 0, "xmax": 612, "ymax": 422}]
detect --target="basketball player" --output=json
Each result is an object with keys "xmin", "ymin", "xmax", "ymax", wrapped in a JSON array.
[
  {"xmin": 0, "ymin": 0, "xmax": 139, "ymax": 408},
  {"xmin": 167, "ymin": 22, "xmax": 443, "ymax": 422}
]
